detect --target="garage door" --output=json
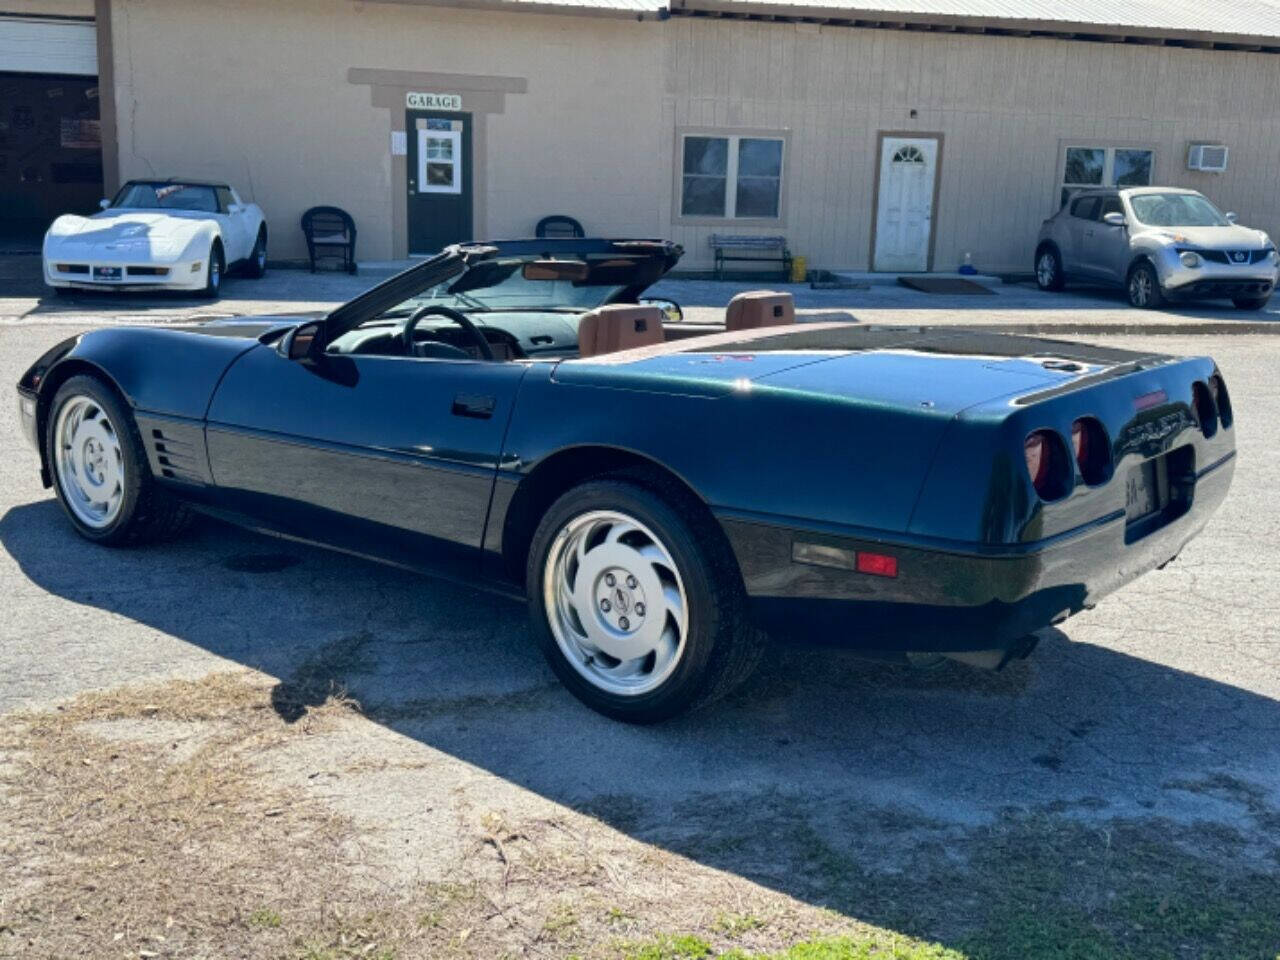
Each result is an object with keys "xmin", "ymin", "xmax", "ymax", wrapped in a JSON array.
[{"xmin": 0, "ymin": 17, "xmax": 98, "ymax": 76}]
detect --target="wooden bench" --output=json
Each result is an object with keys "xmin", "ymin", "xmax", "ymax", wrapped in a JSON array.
[{"xmin": 709, "ymin": 234, "xmax": 791, "ymax": 281}]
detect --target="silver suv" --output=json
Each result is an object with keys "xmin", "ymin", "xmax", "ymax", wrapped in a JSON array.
[{"xmin": 1034, "ymin": 187, "xmax": 1278, "ymax": 310}]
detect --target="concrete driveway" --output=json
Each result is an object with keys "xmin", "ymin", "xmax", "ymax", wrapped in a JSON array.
[{"xmin": 0, "ymin": 312, "xmax": 1277, "ymax": 958}]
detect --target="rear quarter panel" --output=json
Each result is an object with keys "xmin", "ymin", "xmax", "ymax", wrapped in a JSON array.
[{"xmin": 495, "ymin": 360, "xmax": 955, "ymax": 537}]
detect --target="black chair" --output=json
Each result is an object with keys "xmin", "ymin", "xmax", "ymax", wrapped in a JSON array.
[
  {"xmin": 301, "ymin": 206, "xmax": 357, "ymax": 274},
  {"xmin": 535, "ymin": 215, "xmax": 585, "ymax": 239}
]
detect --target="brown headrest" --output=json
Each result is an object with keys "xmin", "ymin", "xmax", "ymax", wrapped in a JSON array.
[
  {"xmin": 725, "ymin": 290, "xmax": 795, "ymax": 331},
  {"xmin": 577, "ymin": 305, "xmax": 665, "ymax": 357}
]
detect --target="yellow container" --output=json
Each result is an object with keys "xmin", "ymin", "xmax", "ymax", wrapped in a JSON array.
[{"xmin": 789, "ymin": 255, "xmax": 807, "ymax": 284}]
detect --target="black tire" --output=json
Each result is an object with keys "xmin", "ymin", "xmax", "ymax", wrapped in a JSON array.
[
  {"xmin": 526, "ymin": 472, "xmax": 764, "ymax": 723},
  {"xmin": 1232, "ymin": 295, "xmax": 1271, "ymax": 310},
  {"xmin": 246, "ymin": 229, "xmax": 267, "ymax": 279},
  {"xmin": 45, "ymin": 374, "xmax": 193, "ymax": 546},
  {"xmin": 200, "ymin": 241, "xmax": 224, "ymax": 298},
  {"xmin": 1127, "ymin": 261, "xmax": 1164, "ymax": 309},
  {"xmin": 1034, "ymin": 246, "xmax": 1065, "ymax": 292}
]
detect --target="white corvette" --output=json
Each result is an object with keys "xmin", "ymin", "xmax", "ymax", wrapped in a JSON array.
[{"xmin": 43, "ymin": 179, "xmax": 267, "ymax": 297}]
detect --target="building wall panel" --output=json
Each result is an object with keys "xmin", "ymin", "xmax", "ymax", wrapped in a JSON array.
[
  {"xmin": 106, "ymin": 0, "xmax": 664, "ymax": 260},
  {"xmin": 664, "ymin": 19, "xmax": 1280, "ymax": 273}
]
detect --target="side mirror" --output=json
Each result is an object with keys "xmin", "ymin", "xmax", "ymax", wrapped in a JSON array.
[
  {"xmin": 640, "ymin": 296, "xmax": 683, "ymax": 324},
  {"xmin": 227, "ymin": 203, "xmax": 243, "ymax": 214},
  {"xmin": 276, "ymin": 321, "xmax": 322, "ymax": 361},
  {"xmin": 1102, "ymin": 212, "xmax": 1127, "ymax": 227},
  {"xmin": 99, "ymin": 198, "xmax": 111, "ymax": 210},
  {"xmin": 1225, "ymin": 212, "xmax": 1239, "ymax": 224}
]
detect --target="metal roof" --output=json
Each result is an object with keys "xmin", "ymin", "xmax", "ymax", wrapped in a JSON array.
[{"xmin": 670, "ymin": 0, "xmax": 1280, "ymax": 48}]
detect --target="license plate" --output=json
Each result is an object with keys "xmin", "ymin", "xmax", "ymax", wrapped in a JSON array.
[
  {"xmin": 1125, "ymin": 458, "xmax": 1162, "ymax": 522},
  {"xmin": 92, "ymin": 266, "xmax": 122, "ymax": 280}
]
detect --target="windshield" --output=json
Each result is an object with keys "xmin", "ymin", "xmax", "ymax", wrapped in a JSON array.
[
  {"xmin": 1129, "ymin": 193, "xmax": 1228, "ymax": 227},
  {"xmin": 380, "ymin": 254, "xmax": 668, "ymax": 316},
  {"xmin": 112, "ymin": 182, "xmax": 219, "ymax": 213}
]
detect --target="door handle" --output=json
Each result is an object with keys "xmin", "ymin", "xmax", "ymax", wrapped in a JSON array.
[{"xmin": 452, "ymin": 393, "xmax": 495, "ymax": 419}]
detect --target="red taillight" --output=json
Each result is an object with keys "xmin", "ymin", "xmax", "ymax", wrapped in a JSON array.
[
  {"xmin": 1192, "ymin": 381, "xmax": 1217, "ymax": 438},
  {"xmin": 1071, "ymin": 420, "xmax": 1087, "ymax": 462},
  {"xmin": 1208, "ymin": 374, "xmax": 1233, "ymax": 428},
  {"xmin": 856, "ymin": 552, "xmax": 898, "ymax": 578},
  {"xmin": 1025, "ymin": 432, "xmax": 1049, "ymax": 489},
  {"xmin": 1024, "ymin": 429, "xmax": 1069, "ymax": 500},
  {"xmin": 1070, "ymin": 417, "xmax": 1111, "ymax": 486}
]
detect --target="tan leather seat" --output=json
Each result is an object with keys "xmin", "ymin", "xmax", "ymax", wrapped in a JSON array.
[
  {"xmin": 725, "ymin": 290, "xmax": 795, "ymax": 331},
  {"xmin": 577, "ymin": 304, "xmax": 665, "ymax": 357}
]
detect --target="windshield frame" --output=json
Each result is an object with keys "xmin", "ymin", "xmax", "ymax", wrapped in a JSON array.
[
  {"xmin": 109, "ymin": 180, "xmax": 224, "ymax": 213},
  {"xmin": 1127, "ymin": 192, "xmax": 1229, "ymax": 228},
  {"xmin": 317, "ymin": 239, "xmax": 682, "ymax": 350}
]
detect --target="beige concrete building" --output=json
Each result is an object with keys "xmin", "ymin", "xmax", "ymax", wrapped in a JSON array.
[{"xmin": 5, "ymin": 0, "xmax": 1280, "ymax": 274}]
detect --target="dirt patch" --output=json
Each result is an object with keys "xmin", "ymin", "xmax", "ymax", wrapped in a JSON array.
[{"xmin": 2, "ymin": 671, "xmax": 1278, "ymax": 960}]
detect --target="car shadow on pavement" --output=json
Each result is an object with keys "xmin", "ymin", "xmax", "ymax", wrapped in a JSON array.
[{"xmin": 3, "ymin": 499, "xmax": 1279, "ymax": 954}]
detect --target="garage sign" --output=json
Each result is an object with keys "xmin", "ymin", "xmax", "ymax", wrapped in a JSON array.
[{"xmin": 406, "ymin": 92, "xmax": 462, "ymax": 111}]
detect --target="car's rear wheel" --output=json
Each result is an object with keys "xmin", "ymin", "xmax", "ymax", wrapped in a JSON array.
[
  {"xmin": 200, "ymin": 242, "xmax": 224, "ymax": 298},
  {"xmin": 1035, "ymin": 246, "xmax": 1065, "ymax": 291},
  {"xmin": 46, "ymin": 375, "xmax": 193, "ymax": 545},
  {"xmin": 1127, "ymin": 262, "xmax": 1164, "ymax": 309},
  {"xmin": 527, "ymin": 475, "xmax": 763, "ymax": 723},
  {"xmin": 1232, "ymin": 294, "xmax": 1271, "ymax": 310},
  {"xmin": 246, "ymin": 229, "xmax": 267, "ymax": 279}
]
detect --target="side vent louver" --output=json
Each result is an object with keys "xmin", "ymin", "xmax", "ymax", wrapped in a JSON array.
[{"xmin": 149, "ymin": 428, "xmax": 201, "ymax": 483}]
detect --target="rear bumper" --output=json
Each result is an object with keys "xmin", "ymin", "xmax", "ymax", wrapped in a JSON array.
[{"xmin": 717, "ymin": 451, "xmax": 1234, "ymax": 652}]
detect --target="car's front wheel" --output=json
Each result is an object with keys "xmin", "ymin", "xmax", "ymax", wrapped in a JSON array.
[
  {"xmin": 1127, "ymin": 262, "xmax": 1164, "ymax": 309},
  {"xmin": 1232, "ymin": 294, "xmax": 1271, "ymax": 310},
  {"xmin": 46, "ymin": 375, "xmax": 192, "ymax": 545},
  {"xmin": 246, "ymin": 229, "xmax": 267, "ymax": 279},
  {"xmin": 201, "ymin": 242, "xmax": 224, "ymax": 298},
  {"xmin": 527, "ymin": 475, "xmax": 763, "ymax": 723},
  {"xmin": 1035, "ymin": 246, "xmax": 1065, "ymax": 291}
]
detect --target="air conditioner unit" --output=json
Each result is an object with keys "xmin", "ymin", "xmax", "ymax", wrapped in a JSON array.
[{"xmin": 1188, "ymin": 143, "xmax": 1229, "ymax": 173}]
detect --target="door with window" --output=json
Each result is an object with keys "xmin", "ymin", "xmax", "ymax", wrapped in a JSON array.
[
  {"xmin": 873, "ymin": 136, "xmax": 939, "ymax": 272},
  {"xmin": 407, "ymin": 111, "xmax": 473, "ymax": 255}
]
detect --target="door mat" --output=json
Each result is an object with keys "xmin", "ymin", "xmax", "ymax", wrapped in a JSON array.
[{"xmin": 897, "ymin": 276, "xmax": 996, "ymax": 295}]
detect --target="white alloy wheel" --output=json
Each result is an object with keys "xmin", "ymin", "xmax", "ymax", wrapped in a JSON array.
[
  {"xmin": 53, "ymin": 394, "xmax": 125, "ymax": 529},
  {"xmin": 542, "ymin": 509, "xmax": 689, "ymax": 697}
]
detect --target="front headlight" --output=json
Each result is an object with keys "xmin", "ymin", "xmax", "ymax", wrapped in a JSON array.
[{"xmin": 1180, "ymin": 251, "xmax": 1202, "ymax": 268}]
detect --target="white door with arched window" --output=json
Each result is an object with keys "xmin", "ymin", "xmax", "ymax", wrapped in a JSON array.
[{"xmin": 873, "ymin": 136, "xmax": 939, "ymax": 272}]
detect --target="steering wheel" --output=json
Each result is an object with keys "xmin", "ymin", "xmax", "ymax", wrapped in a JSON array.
[{"xmin": 402, "ymin": 305, "xmax": 494, "ymax": 361}]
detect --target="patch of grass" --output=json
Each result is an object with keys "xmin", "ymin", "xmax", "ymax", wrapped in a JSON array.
[
  {"xmin": 545, "ymin": 903, "xmax": 581, "ymax": 940},
  {"xmin": 616, "ymin": 933, "xmax": 961, "ymax": 960},
  {"xmin": 620, "ymin": 933, "xmax": 714, "ymax": 959},
  {"xmin": 713, "ymin": 912, "xmax": 767, "ymax": 938},
  {"xmin": 247, "ymin": 907, "xmax": 282, "ymax": 929}
]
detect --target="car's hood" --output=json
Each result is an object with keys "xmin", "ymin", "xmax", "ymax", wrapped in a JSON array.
[
  {"xmin": 1141, "ymin": 223, "xmax": 1270, "ymax": 249},
  {"xmin": 175, "ymin": 315, "xmax": 322, "ymax": 340},
  {"xmin": 557, "ymin": 324, "xmax": 1164, "ymax": 411},
  {"xmin": 45, "ymin": 210, "xmax": 214, "ymax": 259}
]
